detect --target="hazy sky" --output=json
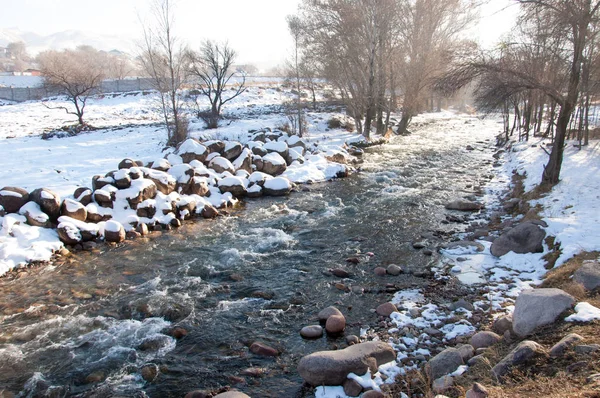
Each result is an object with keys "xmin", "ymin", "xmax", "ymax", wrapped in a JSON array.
[{"xmin": 2, "ymin": 0, "xmax": 519, "ymax": 70}]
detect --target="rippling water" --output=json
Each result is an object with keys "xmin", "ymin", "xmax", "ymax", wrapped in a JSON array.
[{"xmin": 0, "ymin": 113, "xmax": 503, "ymax": 397}]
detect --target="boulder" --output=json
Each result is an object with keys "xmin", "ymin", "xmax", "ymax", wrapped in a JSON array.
[
  {"xmin": 209, "ymin": 156, "xmax": 235, "ymax": 174},
  {"xmin": 61, "ymin": 198, "xmax": 87, "ymax": 222},
  {"xmin": 218, "ymin": 177, "xmax": 247, "ymax": 198},
  {"xmin": 113, "ymin": 170, "xmax": 132, "ymax": 189},
  {"xmin": 232, "ymin": 149, "xmax": 253, "ymax": 174},
  {"xmin": 471, "ymin": 331, "xmax": 502, "ymax": 350},
  {"xmin": 150, "ymin": 158, "xmax": 170, "ymax": 172},
  {"xmin": 188, "ymin": 177, "xmax": 210, "ymax": 197},
  {"xmin": 126, "ymin": 180, "xmax": 158, "ymax": 209},
  {"xmin": 263, "ymin": 141, "xmax": 289, "ymax": 161},
  {"xmin": 427, "ymin": 348, "xmax": 464, "ymax": 380},
  {"xmin": 342, "ymin": 378, "xmax": 363, "ymax": 397},
  {"xmin": 297, "ymin": 341, "xmax": 396, "ymax": 386},
  {"xmin": 200, "ymin": 204, "xmax": 219, "ymax": 219},
  {"xmin": 512, "ymin": 288, "xmax": 575, "ymax": 337},
  {"xmin": 318, "ymin": 306, "xmax": 343, "ymax": 322},
  {"xmin": 491, "ymin": 340, "xmax": 547, "ymax": 379},
  {"xmin": 92, "ymin": 175, "xmax": 114, "ymax": 191},
  {"xmin": 300, "ymin": 325, "xmax": 323, "ymax": 339},
  {"xmin": 104, "ymin": 220, "xmax": 126, "ymax": 243},
  {"xmin": 0, "ymin": 186, "xmax": 29, "ymax": 213},
  {"xmin": 376, "ymin": 302, "xmax": 398, "ymax": 317},
  {"xmin": 550, "ymin": 333, "xmax": 584, "ymax": 357},
  {"xmin": 57, "ymin": 221, "xmax": 82, "ymax": 245},
  {"xmin": 573, "ymin": 260, "xmax": 600, "ymax": 290},
  {"xmin": 445, "ymin": 199, "xmax": 483, "ymax": 211},
  {"xmin": 19, "ymin": 201, "xmax": 51, "ymax": 227},
  {"xmin": 140, "ymin": 364, "xmax": 158, "ymax": 382},
  {"xmin": 29, "ymin": 188, "xmax": 61, "ymax": 221},
  {"xmin": 492, "ymin": 315, "xmax": 513, "ymax": 335},
  {"xmin": 387, "ymin": 264, "xmax": 403, "ymax": 276},
  {"xmin": 457, "ymin": 344, "xmax": 475, "ymax": 362},
  {"xmin": 74, "ymin": 187, "xmax": 92, "ymax": 206},
  {"xmin": 93, "ymin": 189, "xmax": 114, "ymax": 209},
  {"xmin": 118, "ymin": 158, "xmax": 138, "ymax": 169},
  {"xmin": 143, "ymin": 169, "xmax": 176, "ymax": 195},
  {"xmin": 490, "ymin": 222, "xmax": 546, "ymax": 257},
  {"xmin": 263, "ymin": 177, "xmax": 292, "ymax": 196},
  {"xmin": 325, "ymin": 314, "xmax": 346, "ymax": 334},
  {"xmin": 177, "ymin": 139, "xmax": 208, "ymax": 164},
  {"xmin": 213, "ymin": 392, "xmax": 250, "ymax": 398},
  {"xmin": 249, "ymin": 342, "xmax": 278, "ymax": 357},
  {"xmin": 262, "ymin": 153, "xmax": 287, "ymax": 176},
  {"xmin": 223, "ymin": 141, "xmax": 243, "ymax": 161}
]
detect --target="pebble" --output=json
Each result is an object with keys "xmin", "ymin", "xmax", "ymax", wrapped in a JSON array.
[
  {"xmin": 326, "ymin": 314, "xmax": 346, "ymax": 334},
  {"xmin": 300, "ymin": 325, "xmax": 323, "ymax": 339},
  {"xmin": 386, "ymin": 264, "xmax": 402, "ymax": 276},
  {"xmin": 141, "ymin": 364, "xmax": 158, "ymax": 382},
  {"xmin": 374, "ymin": 267, "xmax": 387, "ymax": 276},
  {"xmin": 249, "ymin": 342, "xmax": 279, "ymax": 357},
  {"xmin": 346, "ymin": 335, "xmax": 360, "ymax": 345},
  {"xmin": 376, "ymin": 302, "xmax": 398, "ymax": 317},
  {"xmin": 331, "ymin": 268, "xmax": 351, "ymax": 278}
]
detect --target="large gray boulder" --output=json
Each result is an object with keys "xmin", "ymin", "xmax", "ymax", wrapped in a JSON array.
[
  {"xmin": 427, "ymin": 347, "xmax": 464, "ymax": 381},
  {"xmin": 573, "ymin": 261, "xmax": 600, "ymax": 291},
  {"xmin": 491, "ymin": 340, "xmax": 547, "ymax": 379},
  {"xmin": 512, "ymin": 288, "xmax": 575, "ymax": 337},
  {"xmin": 490, "ymin": 222, "xmax": 546, "ymax": 257},
  {"xmin": 297, "ymin": 341, "xmax": 396, "ymax": 386}
]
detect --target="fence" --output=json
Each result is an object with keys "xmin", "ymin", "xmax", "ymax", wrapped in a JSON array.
[{"xmin": 0, "ymin": 78, "xmax": 157, "ymax": 102}]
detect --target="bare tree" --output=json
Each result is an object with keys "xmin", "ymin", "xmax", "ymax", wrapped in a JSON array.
[
  {"xmin": 38, "ymin": 48, "xmax": 105, "ymax": 126},
  {"xmin": 287, "ymin": 15, "xmax": 306, "ymax": 137},
  {"xmin": 139, "ymin": 0, "xmax": 188, "ymax": 146},
  {"xmin": 187, "ymin": 41, "xmax": 247, "ymax": 129}
]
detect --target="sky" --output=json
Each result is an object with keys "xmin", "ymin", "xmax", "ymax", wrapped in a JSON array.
[{"xmin": 1, "ymin": 0, "xmax": 519, "ymax": 70}]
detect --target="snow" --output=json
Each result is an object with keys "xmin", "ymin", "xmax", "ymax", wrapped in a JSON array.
[
  {"xmin": 104, "ymin": 220, "xmax": 123, "ymax": 233},
  {"xmin": 263, "ymin": 176, "xmax": 291, "ymax": 191},
  {"xmin": 0, "ymin": 189, "xmax": 22, "ymax": 198},
  {"xmin": 264, "ymin": 140, "xmax": 288, "ymax": 153},
  {"xmin": 565, "ymin": 302, "xmax": 600, "ymax": 322},
  {"xmin": 176, "ymin": 138, "xmax": 207, "ymax": 155},
  {"xmin": 218, "ymin": 176, "xmax": 247, "ymax": 188},
  {"xmin": 262, "ymin": 152, "xmax": 286, "ymax": 165},
  {"xmin": 18, "ymin": 202, "xmax": 49, "ymax": 224}
]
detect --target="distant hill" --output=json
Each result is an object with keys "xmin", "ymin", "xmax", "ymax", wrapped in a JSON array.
[{"xmin": 0, "ymin": 28, "xmax": 135, "ymax": 56}]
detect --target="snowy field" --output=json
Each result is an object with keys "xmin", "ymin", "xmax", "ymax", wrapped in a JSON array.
[{"xmin": 0, "ymin": 85, "xmax": 362, "ymax": 274}]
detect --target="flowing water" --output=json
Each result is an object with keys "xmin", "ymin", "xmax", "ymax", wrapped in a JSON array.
[{"xmin": 0, "ymin": 114, "xmax": 503, "ymax": 397}]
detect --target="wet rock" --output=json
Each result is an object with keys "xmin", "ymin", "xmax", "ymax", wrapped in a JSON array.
[
  {"xmin": 427, "ymin": 348, "xmax": 464, "ymax": 380},
  {"xmin": 141, "ymin": 364, "xmax": 159, "ymax": 382},
  {"xmin": 300, "ymin": 325, "xmax": 323, "ymax": 339},
  {"xmin": 445, "ymin": 199, "xmax": 483, "ymax": 211},
  {"xmin": 138, "ymin": 335, "xmax": 172, "ymax": 351},
  {"xmin": 386, "ymin": 264, "xmax": 403, "ymax": 276},
  {"xmin": 218, "ymin": 177, "xmax": 247, "ymax": 198},
  {"xmin": 471, "ymin": 331, "xmax": 502, "ymax": 350},
  {"xmin": 432, "ymin": 375, "xmax": 454, "ymax": 393},
  {"xmin": 376, "ymin": 302, "xmax": 398, "ymax": 317},
  {"xmin": 492, "ymin": 315, "xmax": 513, "ymax": 335},
  {"xmin": 491, "ymin": 340, "xmax": 547, "ymax": 379},
  {"xmin": 550, "ymin": 333, "xmax": 584, "ymax": 357},
  {"xmin": 30, "ymin": 188, "xmax": 61, "ymax": 221},
  {"xmin": 318, "ymin": 306, "xmax": 343, "ymax": 322},
  {"xmin": 512, "ymin": 288, "xmax": 575, "ymax": 337},
  {"xmin": 249, "ymin": 342, "xmax": 278, "ymax": 357},
  {"xmin": 213, "ymin": 392, "xmax": 251, "ymax": 398},
  {"xmin": 490, "ymin": 222, "xmax": 546, "ymax": 257},
  {"xmin": 0, "ymin": 186, "xmax": 29, "ymax": 213},
  {"xmin": 326, "ymin": 314, "xmax": 346, "ymax": 334},
  {"xmin": 85, "ymin": 370, "xmax": 107, "ymax": 384},
  {"xmin": 297, "ymin": 341, "xmax": 396, "ymax": 386},
  {"xmin": 343, "ymin": 378, "xmax": 363, "ymax": 397},
  {"xmin": 573, "ymin": 260, "xmax": 600, "ymax": 291},
  {"xmin": 201, "ymin": 204, "xmax": 219, "ymax": 219},
  {"xmin": 346, "ymin": 257, "xmax": 360, "ymax": 264},
  {"xmin": 169, "ymin": 327, "xmax": 188, "ymax": 339},
  {"xmin": 330, "ymin": 268, "xmax": 351, "ymax": 278},
  {"xmin": 240, "ymin": 367, "xmax": 267, "ymax": 377},
  {"xmin": 422, "ymin": 249, "xmax": 434, "ymax": 256},
  {"xmin": 374, "ymin": 267, "xmax": 387, "ymax": 276}
]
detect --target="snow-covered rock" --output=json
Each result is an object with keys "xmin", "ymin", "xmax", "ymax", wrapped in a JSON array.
[
  {"xmin": 0, "ymin": 186, "xmax": 29, "ymax": 213},
  {"xmin": 19, "ymin": 201, "xmax": 51, "ymax": 228},
  {"xmin": 29, "ymin": 188, "xmax": 61, "ymax": 221},
  {"xmin": 263, "ymin": 177, "xmax": 292, "ymax": 196},
  {"xmin": 103, "ymin": 220, "xmax": 126, "ymax": 243},
  {"xmin": 262, "ymin": 153, "xmax": 287, "ymax": 176},
  {"xmin": 176, "ymin": 138, "xmax": 208, "ymax": 163},
  {"xmin": 60, "ymin": 198, "xmax": 87, "ymax": 222},
  {"xmin": 209, "ymin": 156, "xmax": 235, "ymax": 174}
]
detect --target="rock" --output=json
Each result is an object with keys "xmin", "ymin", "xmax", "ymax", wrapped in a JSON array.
[
  {"xmin": 261, "ymin": 153, "xmax": 287, "ymax": 176},
  {"xmin": 263, "ymin": 177, "xmax": 292, "ymax": 196},
  {"xmin": 413, "ymin": 241, "xmax": 427, "ymax": 249},
  {"xmin": 218, "ymin": 177, "xmax": 247, "ymax": 198},
  {"xmin": 491, "ymin": 340, "xmax": 547, "ymax": 379},
  {"xmin": 427, "ymin": 348, "xmax": 464, "ymax": 380},
  {"xmin": 445, "ymin": 241, "xmax": 485, "ymax": 252},
  {"xmin": 457, "ymin": 344, "xmax": 475, "ymax": 362},
  {"xmin": 205, "ymin": 140, "xmax": 226, "ymax": 154},
  {"xmin": 300, "ymin": 325, "xmax": 323, "ymax": 339},
  {"xmin": 449, "ymin": 298, "xmax": 474, "ymax": 311},
  {"xmin": 223, "ymin": 141, "xmax": 243, "ymax": 161},
  {"xmin": 326, "ymin": 314, "xmax": 346, "ymax": 334},
  {"xmin": 85, "ymin": 370, "xmax": 106, "ymax": 384},
  {"xmin": 346, "ymin": 335, "xmax": 360, "ymax": 345},
  {"xmin": 92, "ymin": 175, "xmax": 114, "ymax": 191},
  {"xmin": 29, "ymin": 188, "xmax": 61, "ymax": 221},
  {"xmin": 249, "ymin": 342, "xmax": 278, "ymax": 357},
  {"xmin": 432, "ymin": 375, "xmax": 454, "ymax": 393},
  {"xmin": 574, "ymin": 344, "xmax": 600, "ymax": 354},
  {"xmin": 386, "ymin": 264, "xmax": 403, "ymax": 276},
  {"xmin": 342, "ymin": 378, "xmax": 363, "ymax": 397},
  {"xmin": 318, "ymin": 306, "xmax": 343, "ymax": 322},
  {"xmin": 57, "ymin": 222, "xmax": 82, "ymax": 245},
  {"xmin": 200, "ymin": 204, "xmax": 219, "ymax": 219},
  {"xmin": 118, "ymin": 158, "xmax": 138, "ymax": 169},
  {"xmin": 19, "ymin": 201, "xmax": 51, "ymax": 227},
  {"xmin": 573, "ymin": 260, "xmax": 600, "ymax": 291},
  {"xmin": 184, "ymin": 391, "xmax": 209, "ymax": 398},
  {"xmin": 177, "ymin": 139, "xmax": 208, "ymax": 163},
  {"xmin": 169, "ymin": 327, "xmax": 188, "ymax": 339},
  {"xmin": 567, "ymin": 361, "xmax": 588, "ymax": 373},
  {"xmin": 188, "ymin": 177, "xmax": 210, "ymax": 197},
  {"xmin": 0, "ymin": 186, "xmax": 29, "ymax": 213},
  {"xmin": 331, "ymin": 268, "xmax": 351, "ymax": 278},
  {"xmin": 144, "ymin": 169, "xmax": 176, "ymax": 195},
  {"xmin": 492, "ymin": 315, "xmax": 513, "ymax": 335},
  {"xmin": 467, "ymin": 354, "xmax": 489, "ymax": 367},
  {"xmin": 61, "ymin": 198, "xmax": 87, "ymax": 222},
  {"xmin": 297, "ymin": 341, "xmax": 396, "ymax": 386},
  {"xmin": 550, "ymin": 333, "xmax": 584, "ymax": 357},
  {"xmin": 114, "ymin": 170, "xmax": 132, "ymax": 189},
  {"xmin": 445, "ymin": 199, "xmax": 483, "ymax": 211},
  {"xmin": 361, "ymin": 392, "xmax": 384, "ymax": 398},
  {"xmin": 374, "ymin": 267, "xmax": 387, "ymax": 276},
  {"xmin": 490, "ymin": 221, "xmax": 546, "ymax": 257},
  {"xmin": 512, "ymin": 288, "xmax": 575, "ymax": 337},
  {"xmin": 471, "ymin": 331, "xmax": 502, "ymax": 350},
  {"xmin": 376, "ymin": 302, "xmax": 398, "ymax": 317},
  {"xmin": 104, "ymin": 220, "xmax": 126, "ymax": 243},
  {"xmin": 140, "ymin": 364, "xmax": 158, "ymax": 382},
  {"xmin": 466, "ymin": 382, "xmax": 489, "ymax": 398},
  {"xmin": 209, "ymin": 156, "xmax": 235, "ymax": 174},
  {"xmin": 213, "ymin": 392, "xmax": 251, "ymax": 398},
  {"xmin": 93, "ymin": 189, "xmax": 114, "ymax": 208}
]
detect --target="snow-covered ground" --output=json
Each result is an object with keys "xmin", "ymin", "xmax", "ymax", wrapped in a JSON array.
[{"xmin": 0, "ymin": 86, "xmax": 365, "ymax": 275}]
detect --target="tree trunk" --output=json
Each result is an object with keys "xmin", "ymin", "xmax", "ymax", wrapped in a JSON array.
[{"xmin": 397, "ymin": 114, "xmax": 411, "ymax": 135}]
